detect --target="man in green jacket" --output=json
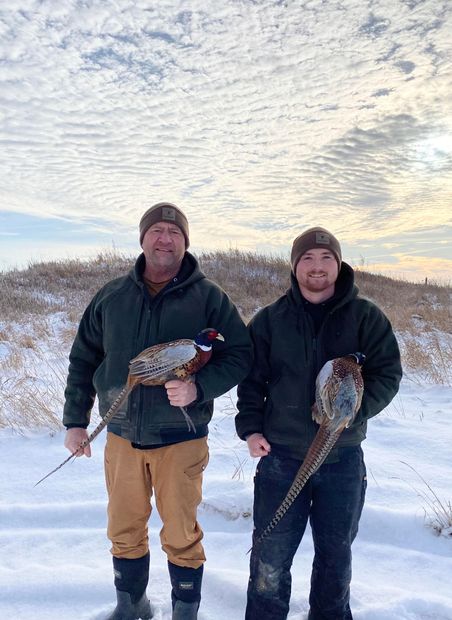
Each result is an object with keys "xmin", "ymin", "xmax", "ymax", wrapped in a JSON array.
[
  {"xmin": 63, "ymin": 202, "xmax": 252, "ymax": 620},
  {"xmin": 235, "ymin": 227, "xmax": 402, "ymax": 620}
]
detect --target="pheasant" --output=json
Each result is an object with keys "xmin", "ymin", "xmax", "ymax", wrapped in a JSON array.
[
  {"xmin": 35, "ymin": 328, "xmax": 224, "ymax": 486},
  {"xmin": 252, "ymin": 352, "xmax": 365, "ymax": 548}
]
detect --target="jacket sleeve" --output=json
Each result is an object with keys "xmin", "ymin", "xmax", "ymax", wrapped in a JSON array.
[
  {"xmin": 354, "ymin": 302, "xmax": 402, "ymax": 424},
  {"xmin": 62, "ymin": 294, "xmax": 105, "ymax": 428},
  {"xmin": 234, "ymin": 310, "xmax": 271, "ymax": 440},
  {"xmin": 193, "ymin": 285, "xmax": 253, "ymax": 403}
]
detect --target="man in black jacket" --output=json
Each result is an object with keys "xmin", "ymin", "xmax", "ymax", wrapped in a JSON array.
[
  {"xmin": 63, "ymin": 202, "xmax": 252, "ymax": 620},
  {"xmin": 235, "ymin": 227, "xmax": 402, "ymax": 620}
]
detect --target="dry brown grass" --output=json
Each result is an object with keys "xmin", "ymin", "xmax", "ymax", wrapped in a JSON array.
[
  {"xmin": 353, "ymin": 269, "xmax": 451, "ymax": 334},
  {"xmin": 0, "ymin": 251, "xmax": 133, "ymax": 322},
  {"xmin": 0, "ymin": 249, "xmax": 451, "ymax": 431},
  {"xmin": 199, "ymin": 249, "xmax": 290, "ymax": 320},
  {"xmin": 401, "ymin": 462, "xmax": 452, "ymax": 538},
  {"xmin": 351, "ymin": 269, "xmax": 451, "ymax": 386}
]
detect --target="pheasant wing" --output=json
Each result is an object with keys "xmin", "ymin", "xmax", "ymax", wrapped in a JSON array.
[
  {"xmin": 129, "ymin": 339, "xmax": 196, "ymax": 383},
  {"xmin": 314, "ymin": 360, "xmax": 342, "ymax": 424},
  {"xmin": 315, "ymin": 358, "xmax": 364, "ymax": 430}
]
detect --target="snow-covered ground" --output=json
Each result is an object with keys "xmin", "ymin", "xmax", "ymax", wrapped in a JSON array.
[{"xmin": 1, "ymin": 379, "xmax": 451, "ymax": 620}]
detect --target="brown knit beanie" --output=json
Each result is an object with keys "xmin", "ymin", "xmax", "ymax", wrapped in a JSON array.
[
  {"xmin": 291, "ymin": 226, "xmax": 342, "ymax": 272},
  {"xmin": 139, "ymin": 202, "xmax": 190, "ymax": 248}
]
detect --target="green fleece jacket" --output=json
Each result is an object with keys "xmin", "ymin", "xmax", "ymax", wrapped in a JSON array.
[
  {"xmin": 63, "ymin": 252, "xmax": 252, "ymax": 445},
  {"xmin": 235, "ymin": 262, "xmax": 402, "ymax": 459}
]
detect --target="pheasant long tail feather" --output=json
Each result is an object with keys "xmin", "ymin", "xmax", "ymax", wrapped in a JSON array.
[
  {"xmin": 251, "ymin": 424, "xmax": 344, "ymax": 549},
  {"xmin": 85, "ymin": 384, "xmax": 133, "ymax": 445},
  {"xmin": 34, "ymin": 384, "xmax": 133, "ymax": 486}
]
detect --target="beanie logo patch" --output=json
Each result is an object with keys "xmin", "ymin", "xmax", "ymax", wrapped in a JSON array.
[
  {"xmin": 162, "ymin": 206, "xmax": 177, "ymax": 222},
  {"xmin": 315, "ymin": 232, "xmax": 331, "ymax": 245}
]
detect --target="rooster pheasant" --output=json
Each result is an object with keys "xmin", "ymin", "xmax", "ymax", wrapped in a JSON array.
[
  {"xmin": 252, "ymin": 352, "xmax": 365, "ymax": 548},
  {"xmin": 35, "ymin": 328, "xmax": 224, "ymax": 486}
]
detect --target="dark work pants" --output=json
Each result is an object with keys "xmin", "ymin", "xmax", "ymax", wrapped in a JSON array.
[{"xmin": 246, "ymin": 447, "xmax": 367, "ymax": 620}]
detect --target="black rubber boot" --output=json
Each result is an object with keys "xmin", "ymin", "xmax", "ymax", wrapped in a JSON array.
[
  {"xmin": 106, "ymin": 590, "xmax": 152, "ymax": 620},
  {"xmin": 172, "ymin": 600, "xmax": 199, "ymax": 620},
  {"xmin": 106, "ymin": 553, "xmax": 152, "ymax": 620},
  {"xmin": 168, "ymin": 561, "xmax": 203, "ymax": 620}
]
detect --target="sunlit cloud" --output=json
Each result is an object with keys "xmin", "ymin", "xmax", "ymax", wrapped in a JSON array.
[
  {"xmin": 357, "ymin": 254, "xmax": 452, "ymax": 284},
  {"xmin": 0, "ymin": 0, "xmax": 451, "ymax": 279}
]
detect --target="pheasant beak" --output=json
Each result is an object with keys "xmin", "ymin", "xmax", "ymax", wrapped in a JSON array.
[{"xmin": 215, "ymin": 333, "xmax": 225, "ymax": 342}]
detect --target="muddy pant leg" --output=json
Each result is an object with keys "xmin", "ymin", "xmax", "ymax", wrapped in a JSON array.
[
  {"xmin": 246, "ymin": 454, "xmax": 311, "ymax": 620},
  {"xmin": 308, "ymin": 446, "xmax": 367, "ymax": 620}
]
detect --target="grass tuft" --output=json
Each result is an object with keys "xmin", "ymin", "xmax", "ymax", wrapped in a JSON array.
[{"xmin": 400, "ymin": 461, "xmax": 452, "ymax": 538}]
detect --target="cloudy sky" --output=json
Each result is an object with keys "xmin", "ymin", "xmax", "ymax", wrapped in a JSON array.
[{"xmin": 1, "ymin": 0, "xmax": 451, "ymax": 281}]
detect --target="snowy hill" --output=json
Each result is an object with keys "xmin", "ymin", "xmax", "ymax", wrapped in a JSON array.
[
  {"xmin": 1, "ymin": 379, "xmax": 451, "ymax": 620},
  {"xmin": 0, "ymin": 254, "xmax": 451, "ymax": 619}
]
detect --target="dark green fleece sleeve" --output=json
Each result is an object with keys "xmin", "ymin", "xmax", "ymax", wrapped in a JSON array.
[
  {"xmin": 62, "ymin": 293, "xmax": 105, "ymax": 428},
  {"xmin": 234, "ymin": 309, "xmax": 271, "ymax": 440},
  {"xmin": 353, "ymin": 302, "xmax": 402, "ymax": 424}
]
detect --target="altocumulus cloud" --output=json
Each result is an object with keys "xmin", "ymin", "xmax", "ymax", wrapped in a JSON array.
[{"xmin": 0, "ymin": 0, "xmax": 451, "ymax": 280}]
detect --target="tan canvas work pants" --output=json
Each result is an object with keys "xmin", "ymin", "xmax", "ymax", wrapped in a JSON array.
[{"xmin": 104, "ymin": 432, "xmax": 209, "ymax": 568}]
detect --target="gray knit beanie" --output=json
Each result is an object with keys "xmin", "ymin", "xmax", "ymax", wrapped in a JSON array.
[
  {"xmin": 291, "ymin": 227, "xmax": 342, "ymax": 272},
  {"xmin": 139, "ymin": 202, "xmax": 190, "ymax": 247}
]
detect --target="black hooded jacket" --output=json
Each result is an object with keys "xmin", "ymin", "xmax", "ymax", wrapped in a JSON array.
[
  {"xmin": 63, "ymin": 252, "xmax": 252, "ymax": 445},
  {"xmin": 235, "ymin": 262, "xmax": 402, "ymax": 459}
]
